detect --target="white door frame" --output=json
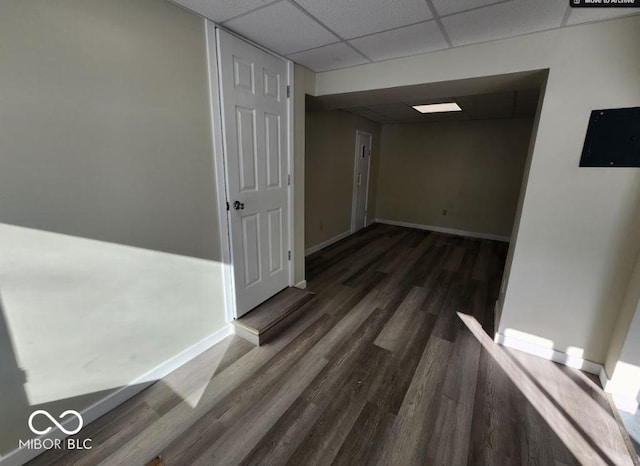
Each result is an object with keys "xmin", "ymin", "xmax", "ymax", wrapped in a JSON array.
[
  {"xmin": 205, "ymin": 22, "xmax": 294, "ymax": 322},
  {"xmin": 350, "ymin": 130, "xmax": 373, "ymax": 234}
]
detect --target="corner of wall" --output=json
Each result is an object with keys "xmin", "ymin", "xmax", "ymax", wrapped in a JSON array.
[
  {"xmin": 293, "ymin": 64, "xmax": 307, "ymax": 285},
  {"xmin": 603, "ymin": 248, "xmax": 640, "ymax": 376},
  {"xmin": 297, "ymin": 64, "xmax": 316, "ymax": 96},
  {"xmin": 497, "ymin": 71, "xmax": 549, "ymax": 334}
]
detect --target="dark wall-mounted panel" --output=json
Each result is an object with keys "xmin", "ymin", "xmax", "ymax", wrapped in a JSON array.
[{"xmin": 579, "ymin": 107, "xmax": 640, "ymax": 167}]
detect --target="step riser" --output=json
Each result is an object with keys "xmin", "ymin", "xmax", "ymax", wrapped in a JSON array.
[
  {"xmin": 233, "ymin": 288, "xmax": 316, "ymax": 346},
  {"xmin": 234, "ymin": 325, "xmax": 260, "ymax": 346},
  {"xmin": 257, "ymin": 296, "xmax": 316, "ymax": 345}
]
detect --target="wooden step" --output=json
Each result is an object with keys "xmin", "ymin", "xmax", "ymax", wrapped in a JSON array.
[{"xmin": 233, "ymin": 287, "xmax": 316, "ymax": 346}]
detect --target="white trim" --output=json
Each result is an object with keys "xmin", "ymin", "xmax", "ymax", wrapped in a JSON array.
[
  {"xmin": 287, "ymin": 60, "xmax": 295, "ymax": 287},
  {"xmin": 598, "ymin": 367, "xmax": 640, "ymax": 414},
  {"xmin": 210, "ymin": 25, "xmax": 294, "ymax": 318},
  {"xmin": 295, "ymin": 280, "xmax": 307, "ymax": 289},
  {"xmin": 494, "ymin": 332, "xmax": 603, "ymax": 375},
  {"xmin": 362, "ymin": 133, "xmax": 372, "ymax": 228},
  {"xmin": 351, "ymin": 131, "xmax": 373, "ymax": 234},
  {"xmin": 610, "ymin": 394, "xmax": 640, "ymax": 414},
  {"xmin": 375, "ymin": 218, "xmax": 511, "ymax": 242},
  {"xmin": 206, "ymin": 21, "xmax": 236, "ymax": 324},
  {"xmin": 0, "ymin": 324, "xmax": 233, "ymax": 466},
  {"xmin": 305, "ymin": 230, "xmax": 352, "ymax": 256},
  {"xmin": 495, "ymin": 332, "xmax": 640, "ymax": 413},
  {"xmin": 494, "ymin": 300, "xmax": 501, "ymax": 334},
  {"xmin": 217, "ymin": 24, "xmax": 292, "ymax": 63},
  {"xmin": 599, "ymin": 366, "xmax": 610, "ymax": 391},
  {"xmin": 367, "ymin": 218, "xmax": 376, "ymax": 227}
]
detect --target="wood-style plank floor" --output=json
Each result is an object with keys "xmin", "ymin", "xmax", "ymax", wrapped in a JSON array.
[{"xmin": 29, "ymin": 224, "xmax": 635, "ymax": 466}]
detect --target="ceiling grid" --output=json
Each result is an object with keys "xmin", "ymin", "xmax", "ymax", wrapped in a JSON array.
[{"xmin": 171, "ymin": 0, "xmax": 640, "ymax": 72}]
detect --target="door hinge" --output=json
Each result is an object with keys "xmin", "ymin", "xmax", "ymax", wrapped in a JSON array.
[
  {"xmin": 287, "ymin": 174, "xmax": 291, "ymax": 186},
  {"xmin": 226, "ymin": 201, "xmax": 229, "ymax": 211},
  {"xmin": 288, "ymin": 250, "xmax": 291, "ymax": 261},
  {"xmin": 286, "ymin": 85, "xmax": 290, "ymax": 98}
]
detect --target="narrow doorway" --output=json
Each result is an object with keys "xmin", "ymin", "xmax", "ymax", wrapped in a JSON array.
[{"xmin": 351, "ymin": 130, "xmax": 372, "ymax": 233}]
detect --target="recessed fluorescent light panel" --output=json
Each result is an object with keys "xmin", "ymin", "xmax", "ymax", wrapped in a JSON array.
[{"xmin": 412, "ymin": 102, "xmax": 462, "ymax": 113}]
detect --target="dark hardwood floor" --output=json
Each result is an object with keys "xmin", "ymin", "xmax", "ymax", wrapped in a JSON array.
[{"xmin": 29, "ymin": 224, "xmax": 635, "ymax": 466}]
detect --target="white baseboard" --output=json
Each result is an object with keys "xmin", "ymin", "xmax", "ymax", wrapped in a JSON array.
[
  {"xmin": 611, "ymin": 393, "xmax": 640, "ymax": 414},
  {"xmin": 494, "ymin": 332, "xmax": 603, "ymax": 375},
  {"xmin": 599, "ymin": 367, "xmax": 640, "ymax": 414},
  {"xmin": 305, "ymin": 230, "xmax": 351, "ymax": 256},
  {"xmin": 375, "ymin": 218, "xmax": 510, "ymax": 242},
  {"xmin": 366, "ymin": 218, "xmax": 376, "ymax": 227},
  {"xmin": 0, "ymin": 324, "xmax": 234, "ymax": 466},
  {"xmin": 295, "ymin": 280, "xmax": 307, "ymax": 289}
]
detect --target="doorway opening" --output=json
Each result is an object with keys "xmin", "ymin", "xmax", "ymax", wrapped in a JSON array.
[
  {"xmin": 303, "ymin": 69, "xmax": 548, "ymax": 335},
  {"xmin": 351, "ymin": 130, "xmax": 372, "ymax": 234}
]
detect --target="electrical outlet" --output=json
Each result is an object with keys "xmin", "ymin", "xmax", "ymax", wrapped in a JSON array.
[{"xmin": 442, "ymin": 209, "xmax": 448, "ymax": 216}]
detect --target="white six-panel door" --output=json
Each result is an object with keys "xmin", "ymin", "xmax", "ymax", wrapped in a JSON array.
[{"xmin": 217, "ymin": 29, "xmax": 290, "ymax": 317}]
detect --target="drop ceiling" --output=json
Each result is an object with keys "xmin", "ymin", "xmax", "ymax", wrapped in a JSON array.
[
  {"xmin": 171, "ymin": 0, "xmax": 640, "ymax": 72},
  {"xmin": 306, "ymin": 70, "xmax": 543, "ymax": 123},
  {"xmin": 342, "ymin": 89, "xmax": 539, "ymax": 123}
]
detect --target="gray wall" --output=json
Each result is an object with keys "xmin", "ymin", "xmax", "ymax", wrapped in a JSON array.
[
  {"xmin": 0, "ymin": 0, "xmax": 229, "ymax": 458},
  {"xmin": 305, "ymin": 110, "xmax": 381, "ymax": 250},
  {"xmin": 313, "ymin": 16, "xmax": 640, "ymax": 364},
  {"xmin": 0, "ymin": 0, "xmax": 220, "ymax": 260},
  {"xmin": 376, "ymin": 119, "xmax": 533, "ymax": 238}
]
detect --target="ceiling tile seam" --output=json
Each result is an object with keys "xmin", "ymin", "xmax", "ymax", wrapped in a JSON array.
[
  {"xmin": 437, "ymin": 0, "xmax": 515, "ymax": 19},
  {"xmin": 348, "ymin": 18, "xmax": 438, "ymax": 41},
  {"xmin": 287, "ymin": 40, "xmax": 344, "ymax": 57},
  {"xmin": 219, "ymin": 0, "xmax": 284, "ymax": 24},
  {"xmin": 362, "ymin": 106, "xmax": 399, "ymax": 121},
  {"xmin": 392, "ymin": 114, "xmax": 529, "ymax": 124},
  {"xmin": 167, "ymin": 1, "xmax": 209, "ymax": 21},
  {"xmin": 347, "ymin": 109, "xmax": 393, "ymax": 124},
  {"xmin": 564, "ymin": 11, "xmax": 640, "ymax": 29},
  {"xmin": 308, "ymin": 43, "xmax": 455, "ymax": 73},
  {"xmin": 400, "ymin": 101, "xmax": 420, "ymax": 110},
  {"xmin": 343, "ymin": 42, "xmax": 374, "ymax": 62},
  {"xmin": 287, "ymin": 18, "xmax": 439, "ymax": 57},
  {"xmin": 423, "ymin": 0, "xmax": 453, "ymax": 48},
  {"xmin": 560, "ymin": 5, "xmax": 573, "ymax": 27},
  {"xmin": 310, "ymin": 13, "xmax": 640, "ymax": 75},
  {"xmin": 285, "ymin": 0, "xmax": 372, "ymax": 61}
]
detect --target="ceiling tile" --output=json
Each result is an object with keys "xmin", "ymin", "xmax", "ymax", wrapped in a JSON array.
[
  {"xmin": 171, "ymin": 0, "xmax": 276, "ymax": 23},
  {"xmin": 224, "ymin": 1, "xmax": 338, "ymax": 55},
  {"xmin": 347, "ymin": 108, "xmax": 389, "ymax": 123},
  {"xmin": 567, "ymin": 8, "xmax": 640, "ymax": 26},
  {"xmin": 456, "ymin": 92, "xmax": 515, "ymax": 118},
  {"xmin": 368, "ymin": 103, "xmax": 419, "ymax": 119},
  {"xmin": 294, "ymin": 0, "xmax": 432, "ymax": 39},
  {"xmin": 431, "ymin": 0, "xmax": 507, "ymax": 17},
  {"xmin": 349, "ymin": 21, "xmax": 448, "ymax": 62},
  {"xmin": 344, "ymin": 89, "xmax": 540, "ymax": 123},
  {"xmin": 413, "ymin": 112, "xmax": 470, "ymax": 122},
  {"xmin": 442, "ymin": 0, "xmax": 566, "ymax": 47},
  {"xmin": 288, "ymin": 42, "xmax": 368, "ymax": 72}
]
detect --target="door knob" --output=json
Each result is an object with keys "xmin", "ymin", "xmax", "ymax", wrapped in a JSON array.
[{"xmin": 233, "ymin": 201, "xmax": 245, "ymax": 210}]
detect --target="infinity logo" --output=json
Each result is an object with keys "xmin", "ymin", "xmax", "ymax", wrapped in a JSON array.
[{"xmin": 28, "ymin": 410, "xmax": 84, "ymax": 436}]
